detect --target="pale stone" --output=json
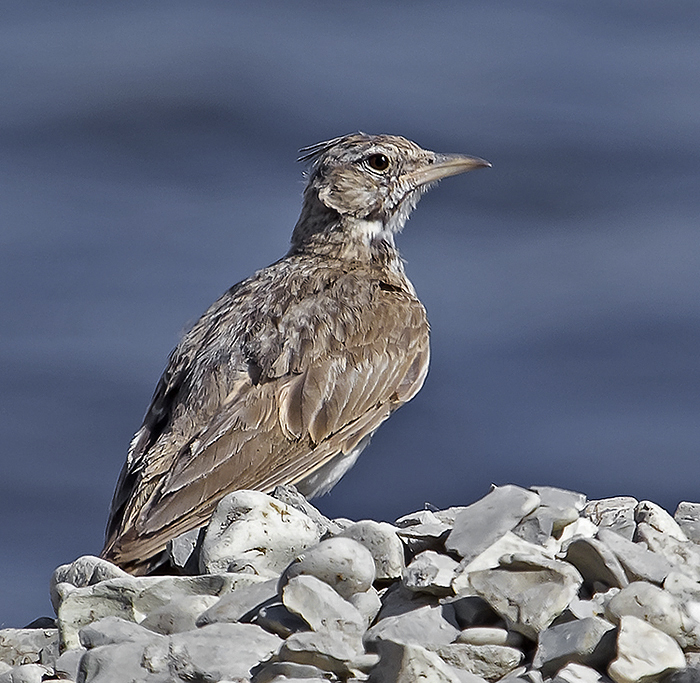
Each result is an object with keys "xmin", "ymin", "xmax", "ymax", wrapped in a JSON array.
[
  {"xmin": 281, "ymin": 537, "xmax": 375, "ymax": 600},
  {"xmin": 339, "ymin": 520, "xmax": 405, "ymax": 581},
  {"xmin": 636, "ymin": 523, "xmax": 700, "ymax": 582},
  {"xmin": 138, "ymin": 594, "xmax": 220, "ymax": 634},
  {"xmin": 50, "ymin": 556, "xmax": 130, "ymax": 612},
  {"xmin": 551, "ymin": 662, "xmax": 614, "ymax": 683},
  {"xmin": 251, "ymin": 660, "xmax": 330, "ymax": 683},
  {"xmin": 563, "ymin": 537, "xmax": 628, "ymax": 589},
  {"xmin": 271, "ymin": 484, "xmax": 345, "ymax": 537},
  {"xmin": 167, "ymin": 622, "xmax": 282, "ymax": 681},
  {"xmin": 455, "ymin": 627, "xmax": 523, "ymax": 647},
  {"xmin": 608, "ymin": 616, "xmax": 685, "ymax": 683},
  {"xmin": 674, "ymin": 502, "xmax": 700, "ymax": 544},
  {"xmin": 431, "ymin": 642, "xmax": 523, "ymax": 681},
  {"xmin": 635, "ymin": 501, "xmax": 688, "ymax": 542},
  {"xmin": 583, "ymin": 498, "xmax": 638, "ymax": 540},
  {"xmin": 368, "ymin": 640, "xmax": 476, "ymax": 683},
  {"xmin": 254, "ymin": 601, "xmax": 309, "ymax": 638},
  {"xmin": 364, "ymin": 604, "xmax": 460, "ymax": 647},
  {"xmin": 445, "ymin": 486, "xmax": 541, "ymax": 562},
  {"xmin": 451, "ymin": 532, "xmax": 554, "ymax": 594},
  {"xmin": 195, "ymin": 577, "xmax": 278, "ymax": 626},
  {"xmin": 531, "ymin": 486, "xmax": 587, "ymax": 512},
  {"xmin": 282, "ymin": 575, "xmax": 364, "ymax": 634},
  {"xmin": 53, "ymin": 646, "xmax": 86, "ymax": 681},
  {"xmin": 279, "ymin": 629, "xmax": 362, "ymax": 676},
  {"xmin": 56, "ymin": 573, "xmax": 243, "ymax": 650},
  {"xmin": 596, "ymin": 529, "xmax": 673, "ymax": 584},
  {"xmin": 404, "ymin": 550, "xmax": 459, "ymax": 596},
  {"xmin": 199, "ymin": 490, "xmax": 321, "ymax": 575},
  {"xmin": 0, "ymin": 663, "xmax": 50, "ymax": 683},
  {"xmin": 395, "ymin": 509, "xmax": 452, "ymax": 555},
  {"xmin": 78, "ymin": 616, "xmax": 165, "ymax": 648},
  {"xmin": 467, "ymin": 555, "xmax": 583, "ymax": 639},
  {"xmin": 0, "ymin": 628, "xmax": 57, "ymax": 667},
  {"xmin": 605, "ymin": 581, "xmax": 700, "ymax": 650},
  {"xmin": 348, "ymin": 588, "xmax": 382, "ymax": 628},
  {"xmin": 532, "ymin": 617, "xmax": 617, "ymax": 676},
  {"xmin": 166, "ymin": 527, "xmax": 202, "ymax": 575}
]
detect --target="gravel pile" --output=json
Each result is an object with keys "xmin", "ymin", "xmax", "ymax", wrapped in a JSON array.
[{"xmin": 3, "ymin": 484, "xmax": 700, "ymax": 683}]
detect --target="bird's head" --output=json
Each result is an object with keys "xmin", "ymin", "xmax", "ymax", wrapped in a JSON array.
[{"xmin": 291, "ymin": 133, "xmax": 489, "ymax": 254}]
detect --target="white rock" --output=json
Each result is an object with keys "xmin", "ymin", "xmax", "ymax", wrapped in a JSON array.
[
  {"xmin": 466, "ymin": 555, "xmax": 583, "ymax": 639},
  {"xmin": 551, "ymin": 662, "xmax": 614, "ymax": 683},
  {"xmin": 404, "ymin": 550, "xmax": 459, "ymax": 596},
  {"xmin": 583, "ymin": 498, "xmax": 638, "ymax": 540},
  {"xmin": 281, "ymin": 575, "xmax": 365, "ymax": 634},
  {"xmin": 368, "ymin": 640, "xmax": 477, "ymax": 683},
  {"xmin": 364, "ymin": 603, "xmax": 460, "ymax": 647},
  {"xmin": 279, "ymin": 629, "xmax": 363, "ymax": 676},
  {"xmin": 635, "ymin": 523, "xmax": 700, "ymax": 582},
  {"xmin": 430, "ymin": 642, "xmax": 524, "ymax": 682},
  {"xmin": 56, "ymin": 573, "xmax": 243, "ymax": 650},
  {"xmin": 138, "ymin": 594, "xmax": 220, "ymax": 634},
  {"xmin": 445, "ymin": 485, "xmax": 541, "ymax": 562},
  {"xmin": 452, "ymin": 532, "xmax": 554, "ymax": 593},
  {"xmin": 0, "ymin": 628, "xmax": 57, "ymax": 667},
  {"xmin": 50, "ymin": 556, "xmax": 129, "ymax": 612},
  {"xmin": 562, "ymin": 537, "xmax": 628, "ymax": 589},
  {"xmin": 195, "ymin": 577, "xmax": 278, "ymax": 626},
  {"xmin": 348, "ymin": 587, "xmax": 382, "ymax": 628},
  {"xmin": 532, "ymin": 616, "xmax": 617, "ymax": 677},
  {"xmin": 607, "ymin": 615, "xmax": 685, "ymax": 683},
  {"xmin": 674, "ymin": 502, "xmax": 700, "ymax": 543},
  {"xmin": 455, "ymin": 627, "xmax": 523, "ymax": 647},
  {"xmin": 605, "ymin": 581, "xmax": 700, "ymax": 650},
  {"xmin": 339, "ymin": 520, "xmax": 405, "ymax": 581},
  {"xmin": 635, "ymin": 501, "xmax": 688, "ymax": 542},
  {"xmin": 280, "ymin": 536, "xmax": 375, "ymax": 599},
  {"xmin": 199, "ymin": 490, "xmax": 321, "ymax": 575},
  {"xmin": 596, "ymin": 528, "xmax": 673, "ymax": 584}
]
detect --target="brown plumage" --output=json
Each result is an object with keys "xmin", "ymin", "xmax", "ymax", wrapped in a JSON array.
[{"xmin": 101, "ymin": 133, "xmax": 489, "ymax": 574}]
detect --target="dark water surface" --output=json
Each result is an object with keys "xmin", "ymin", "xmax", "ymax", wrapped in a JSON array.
[{"xmin": 1, "ymin": 1, "xmax": 699, "ymax": 626}]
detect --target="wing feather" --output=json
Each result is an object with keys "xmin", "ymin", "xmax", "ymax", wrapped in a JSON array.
[{"xmin": 101, "ymin": 262, "xmax": 430, "ymax": 572}]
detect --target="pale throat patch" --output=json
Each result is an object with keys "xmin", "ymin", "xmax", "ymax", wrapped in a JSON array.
[{"xmin": 349, "ymin": 218, "xmax": 395, "ymax": 248}]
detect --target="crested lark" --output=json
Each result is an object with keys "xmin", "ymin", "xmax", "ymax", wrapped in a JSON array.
[{"xmin": 102, "ymin": 133, "xmax": 489, "ymax": 573}]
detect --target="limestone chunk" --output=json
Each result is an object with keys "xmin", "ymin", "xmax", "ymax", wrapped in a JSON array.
[
  {"xmin": 583, "ymin": 498, "xmax": 638, "ymax": 540},
  {"xmin": 596, "ymin": 528, "xmax": 673, "ymax": 584},
  {"xmin": 674, "ymin": 502, "xmax": 700, "ymax": 544},
  {"xmin": 532, "ymin": 617, "xmax": 617, "ymax": 677},
  {"xmin": 430, "ymin": 642, "xmax": 524, "ymax": 681},
  {"xmin": 467, "ymin": 555, "xmax": 583, "ymax": 639},
  {"xmin": 404, "ymin": 550, "xmax": 459, "ymax": 596},
  {"xmin": 368, "ymin": 640, "xmax": 482, "ymax": 683},
  {"xmin": 364, "ymin": 604, "xmax": 460, "ymax": 647},
  {"xmin": 562, "ymin": 537, "xmax": 628, "ymax": 590},
  {"xmin": 445, "ymin": 485, "xmax": 541, "ymax": 562},
  {"xmin": 605, "ymin": 581, "xmax": 700, "ymax": 650},
  {"xmin": 199, "ymin": 490, "xmax": 321, "ymax": 575},
  {"xmin": 339, "ymin": 520, "xmax": 405, "ymax": 581},
  {"xmin": 607, "ymin": 616, "xmax": 685, "ymax": 683},
  {"xmin": 280, "ymin": 536, "xmax": 375, "ymax": 600},
  {"xmin": 281, "ymin": 575, "xmax": 364, "ymax": 634}
]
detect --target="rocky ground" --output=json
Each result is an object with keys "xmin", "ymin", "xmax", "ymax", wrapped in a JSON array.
[{"xmin": 2, "ymin": 484, "xmax": 700, "ymax": 683}]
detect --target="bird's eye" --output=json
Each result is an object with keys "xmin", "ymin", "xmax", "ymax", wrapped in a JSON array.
[{"xmin": 366, "ymin": 153, "xmax": 390, "ymax": 172}]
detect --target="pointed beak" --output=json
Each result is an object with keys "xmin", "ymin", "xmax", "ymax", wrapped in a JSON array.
[{"xmin": 403, "ymin": 153, "xmax": 491, "ymax": 187}]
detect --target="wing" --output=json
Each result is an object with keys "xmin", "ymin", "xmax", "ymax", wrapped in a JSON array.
[{"xmin": 102, "ymin": 262, "xmax": 429, "ymax": 572}]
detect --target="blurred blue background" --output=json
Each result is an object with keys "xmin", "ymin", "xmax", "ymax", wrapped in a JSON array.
[{"xmin": 1, "ymin": 1, "xmax": 699, "ymax": 626}]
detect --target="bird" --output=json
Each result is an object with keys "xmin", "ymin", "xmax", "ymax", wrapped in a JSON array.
[{"xmin": 101, "ymin": 132, "xmax": 489, "ymax": 574}]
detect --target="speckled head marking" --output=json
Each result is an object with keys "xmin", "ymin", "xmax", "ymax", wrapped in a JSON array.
[{"xmin": 291, "ymin": 133, "xmax": 489, "ymax": 253}]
